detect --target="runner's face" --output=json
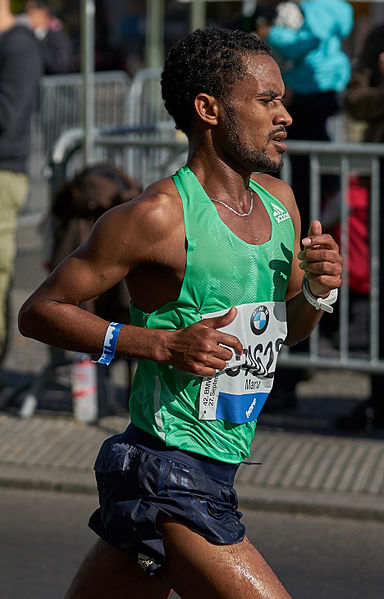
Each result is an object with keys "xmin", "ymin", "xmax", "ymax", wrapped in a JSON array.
[{"xmin": 221, "ymin": 55, "xmax": 292, "ymax": 173}]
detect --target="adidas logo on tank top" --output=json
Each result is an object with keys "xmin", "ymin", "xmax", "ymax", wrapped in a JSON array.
[{"xmin": 272, "ymin": 202, "xmax": 290, "ymax": 223}]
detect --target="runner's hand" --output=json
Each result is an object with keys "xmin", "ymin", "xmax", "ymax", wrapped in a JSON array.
[
  {"xmin": 298, "ymin": 220, "xmax": 342, "ymax": 298},
  {"xmin": 167, "ymin": 307, "xmax": 243, "ymax": 376}
]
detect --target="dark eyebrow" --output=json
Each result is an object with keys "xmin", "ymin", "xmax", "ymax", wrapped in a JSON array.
[{"xmin": 256, "ymin": 90, "xmax": 285, "ymax": 99}]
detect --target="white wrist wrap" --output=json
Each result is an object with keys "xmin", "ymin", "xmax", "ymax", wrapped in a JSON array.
[{"xmin": 302, "ymin": 278, "xmax": 338, "ymax": 314}]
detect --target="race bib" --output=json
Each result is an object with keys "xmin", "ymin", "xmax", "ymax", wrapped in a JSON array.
[{"xmin": 199, "ymin": 302, "xmax": 287, "ymax": 424}]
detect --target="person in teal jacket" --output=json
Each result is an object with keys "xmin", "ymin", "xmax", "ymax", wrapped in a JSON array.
[{"xmin": 266, "ymin": 0, "xmax": 353, "ymax": 96}]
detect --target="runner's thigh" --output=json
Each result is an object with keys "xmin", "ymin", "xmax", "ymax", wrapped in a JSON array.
[
  {"xmin": 64, "ymin": 539, "xmax": 173, "ymax": 599},
  {"xmin": 158, "ymin": 516, "xmax": 292, "ymax": 599}
]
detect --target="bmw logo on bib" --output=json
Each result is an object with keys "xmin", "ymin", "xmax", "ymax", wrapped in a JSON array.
[{"xmin": 250, "ymin": 305, "xmax": 269, "ymax": 335}]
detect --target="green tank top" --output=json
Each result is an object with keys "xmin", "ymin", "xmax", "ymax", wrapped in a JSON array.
[{"xmin": 129, "ymin": 166, "xmax": 295, "ymax": 463}]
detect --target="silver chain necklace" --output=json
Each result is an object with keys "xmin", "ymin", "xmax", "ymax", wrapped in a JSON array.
[{"xmin": 210, "ymin": 188, "xmax": 254, "ymax": 217}]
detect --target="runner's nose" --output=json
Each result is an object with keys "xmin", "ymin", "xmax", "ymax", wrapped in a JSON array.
[{"xmin": 275, "ymin": 104, "xmax": 292, "ymax": 128}]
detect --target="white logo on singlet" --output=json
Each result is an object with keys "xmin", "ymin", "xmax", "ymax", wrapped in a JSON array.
[
  {"xmin": 272, "ymin": 203, "xmax": 290, "ymax": 223},
  {"xmin": 246, "ymin": 397, "xmax": 257, "ymax": 419}
]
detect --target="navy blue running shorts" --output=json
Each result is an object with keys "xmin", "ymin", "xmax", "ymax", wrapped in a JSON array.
[{"xmin": 88, "ymin": 424, "xmax": 244, "ymax": 575}]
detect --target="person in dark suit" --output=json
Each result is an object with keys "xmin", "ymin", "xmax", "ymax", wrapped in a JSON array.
[{"xmin": 24, "ymin": 0, "xmax": 73, "ymax": 74}]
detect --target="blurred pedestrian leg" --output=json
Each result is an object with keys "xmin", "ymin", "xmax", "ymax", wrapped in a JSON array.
[{"xmin": 0, "ymin": 172, "xmax": 28, "ymax": 365}]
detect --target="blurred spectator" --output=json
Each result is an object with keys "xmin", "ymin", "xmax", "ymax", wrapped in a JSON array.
[
  {"xmin": 0, "ymin": 0, "xmax": 43, "ymax": 371},
  {"xmin": 21, "ymin": 3, "xmax": 75, "ymax": 160},
  {"xmin": 345, "ymin": 24, "xmax": 384, "ymax": 143},
  {"xmin": 255, "ymin": 0, "xmax": 353, "ymax": 412},
  {"xmin": 335, "ymin": 23, "xmax": 384, "ymax": 430},
  {"xmin": 24, "ymin": 0, "xmax": 73, "ymax": 74},
  {"xmin": 256, "ymin": 0, "xmax": 353, "ymax": 230},
  {"xmin": 227, "ymin": 0, "xmax": 278, "ymax": 32},
  {"xmin": 45, "ymin": 163, "xmax": 142, "ymax": 404},
  {"xmin": 48, "ymin": 163, "xmax": 142, "ymax": 287}
]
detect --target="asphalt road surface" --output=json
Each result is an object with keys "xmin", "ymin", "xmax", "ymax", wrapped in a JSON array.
[{"xmin": 1, "ymin": 487, "xmax": 382, "ymax": 599}]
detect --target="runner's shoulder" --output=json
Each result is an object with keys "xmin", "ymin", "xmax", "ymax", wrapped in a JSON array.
[
  {"xmin": 94, "ymin": 176, "xmax": 182, "ymax": 242},
  {"xmin": 251, "ymin": 173, "xmax": 296, "ymax": 213}
]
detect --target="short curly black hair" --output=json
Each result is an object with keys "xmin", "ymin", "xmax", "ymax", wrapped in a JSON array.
[{"xmin": 161, "ymin": 27, "xmax": 271, "ymax": 136}]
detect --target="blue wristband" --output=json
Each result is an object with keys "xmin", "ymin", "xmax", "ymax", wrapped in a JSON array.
[{"xmin": 95, "ymin": 322, "xmax": 124, "ymax": 365}]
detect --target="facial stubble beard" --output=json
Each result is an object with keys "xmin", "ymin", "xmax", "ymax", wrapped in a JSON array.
[{"xmin": 222, "ymin": 103, "xmax": 283, "ymax": 174}]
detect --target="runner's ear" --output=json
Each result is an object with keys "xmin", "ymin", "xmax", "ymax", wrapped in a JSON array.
[{"xmin": 194, "ymin": 93, "xmax": 219, "ymax": 127}]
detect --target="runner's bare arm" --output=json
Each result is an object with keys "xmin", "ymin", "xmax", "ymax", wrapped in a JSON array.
[
  {"xmin": 256, "ymin": 175, "xmax": 342, "ymax": 346},
  {"xmin": 18, "ymin": 183, "xmax": 242, "ymax": 377}
]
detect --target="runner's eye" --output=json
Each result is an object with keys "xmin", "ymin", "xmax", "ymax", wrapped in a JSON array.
[{"xmin": 260, "ymin": 98, "xmax": 279, "ymax": 105}]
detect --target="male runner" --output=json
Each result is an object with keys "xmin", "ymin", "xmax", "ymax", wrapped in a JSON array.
[{"xmin": 19, "ymin": 28, "xmax": 342, "ymax": 599}]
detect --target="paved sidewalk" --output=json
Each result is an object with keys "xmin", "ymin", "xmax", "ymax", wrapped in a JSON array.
[
  {"xmin": 0, "ymin": 412, "xmax": 383, "ymax": 522},
  {"xmin": 0, "ymin": 222, "xmax": 383, "ymax": 522}
]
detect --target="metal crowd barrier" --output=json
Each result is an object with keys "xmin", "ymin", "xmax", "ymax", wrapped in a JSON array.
[
  {"xmin": 127, "ymin": 68, "xmax": 169, "ymax": 126},
  {"xmin": 22, "ymin": 68, "xmax": 177, "ymax": 224},
  {"xmin": 22, "ymin": 70, "xmax": 132, "ymax": 223},
  {"xmin": 280, "ymin": 141, "xmax": 384, "ymax": 374},
  {"xmin": 49, "ymin": 123, "xmax": 185, "ymax": 194},
  {"xmin": 39, "ymin": 130, "xmax": 384, "ymax": 376}
]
